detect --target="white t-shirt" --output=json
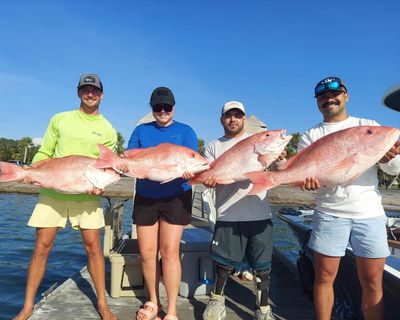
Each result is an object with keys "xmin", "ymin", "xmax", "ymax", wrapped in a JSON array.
[
  {"xmin": 204, "ymin": 133, "xmax": 272, "ymax": 222},
  {"xmin": 299, "ymin": 116, "xmax": 400, "ymax": 219}
]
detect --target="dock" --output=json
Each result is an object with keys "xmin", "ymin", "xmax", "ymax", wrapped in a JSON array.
[{"xmin": 29, "ymin": 185, "xmax": 329, "ymax": 320}]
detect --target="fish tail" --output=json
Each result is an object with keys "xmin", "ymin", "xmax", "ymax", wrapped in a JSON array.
[
  {"xmin": 245, "ymin": 171, "xmax": 278, "ymax": 194},
  {"xmin": 0, "ymin": 162, "xmax": 25, "ymax": 182},
  {"xmin": 97, "ymin": 144, "xmax": 119, "ymax": 168}
]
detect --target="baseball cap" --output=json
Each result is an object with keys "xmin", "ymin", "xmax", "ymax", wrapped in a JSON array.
[
  {"xmin": 314, "ymin": 76, "xmax": 347, "ymax": 97},
  {"xmin": 150, "ymin": 87, "xmax": 175, "ymax": 106},
  {"xmin": 77, "ymin": 73, "xmax": 103, "ymax": 91},
  {"xmin": 221, "ymin": 101, "xmax": 246, "ymax": 116},
  {"xmin": 382, "ymin": 84, "xmax": 400, "ymax": 112}
]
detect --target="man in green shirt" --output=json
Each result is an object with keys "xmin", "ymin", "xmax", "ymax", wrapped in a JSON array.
[{"xmin": 14, "ymin": 73, "xmax": 118, "ymax": 320}]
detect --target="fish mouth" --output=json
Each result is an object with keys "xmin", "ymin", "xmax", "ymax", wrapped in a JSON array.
[
  {"xmin": 264, "ymin": 131, "xmax": 292, "ymax": 153},
  {"xmin": 190, "ymin": 162, "xmax": 210, "ymax": 174}
]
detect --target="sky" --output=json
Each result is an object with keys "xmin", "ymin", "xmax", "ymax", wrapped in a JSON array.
[{"xmin": 0, "ymin": 0, "xmax": 399, "ymax": 147}]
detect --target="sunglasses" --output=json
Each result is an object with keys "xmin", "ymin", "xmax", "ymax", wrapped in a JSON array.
[
  {"xmin": 152, "ymin": 104, "xmax": 173, "ymax": 112},
  {"xmin": 315, "ymin": 80, "xmax": 345, "ymax": 97},
  {"xmin": 223, "ymin": 111, "xmax": 245, "ymax": 119}
]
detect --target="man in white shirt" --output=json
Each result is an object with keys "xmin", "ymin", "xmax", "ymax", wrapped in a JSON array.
[{"xmin": 299, "ymin": 76, "xmax": 400, "ymax": 320}]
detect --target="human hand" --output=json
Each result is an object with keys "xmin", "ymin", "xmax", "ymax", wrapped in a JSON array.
[
  {"xmin": 91, "ymin": 186, "xmax": 104, "ymax": 195},
  {"xmin": 203, "ymin": 176, "xmax": 218, "ymax": 188},
  {"xmin": 115, "ymin": 162, "xmax": 129, "ymax": 175},
  {"xmin": 182, "ymin": 171, "xmax": 195, "ymax": 180},
  {"xmin": 300, "ymin": 177, "xmax": 320, "ymax": 191},
  {"xmin": 379, "ymin": 141, "xmax": 400, "ymax": 163},
  {"xmin": 276, "ymin": 148, "xmax": 287, "ymax": 162}
]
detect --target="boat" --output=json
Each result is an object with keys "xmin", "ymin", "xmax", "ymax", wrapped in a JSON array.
[{"xmin": 276, "ymin": 207, "xmax": 400, "ymax": 320}]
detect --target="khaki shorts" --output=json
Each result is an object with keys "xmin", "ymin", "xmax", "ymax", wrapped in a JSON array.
[{"xmin": 28, "ymin": 195, "xmax": 104, "ymax": 230}]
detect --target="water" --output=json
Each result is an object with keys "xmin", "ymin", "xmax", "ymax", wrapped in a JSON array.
[
  {"xmin": 271, "ymin": 208, "xmax": 302, "ymax": 265},
  {"xmin": 0, "ymin": 194, "xmax": 134, "ymax": 320}
]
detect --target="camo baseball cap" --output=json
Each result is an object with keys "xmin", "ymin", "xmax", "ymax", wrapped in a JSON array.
[
  {"xmin": 77, "ymin": 73, "xmax": 103, "ymax": 92},
  {"xmin": 221, "ymin": 101, "xmax": 246, "ymax": 116}
]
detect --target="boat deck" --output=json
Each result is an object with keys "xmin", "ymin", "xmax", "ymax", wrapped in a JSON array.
[
  {"xmin": 29, "ymin": 252, "xmax": 320, "ymax": 320},
  {"xmin": 29, "ymin": 186, "xmax": 329, "ymax": 319}
]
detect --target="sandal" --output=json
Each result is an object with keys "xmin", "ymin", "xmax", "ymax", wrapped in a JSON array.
[
  {"xmin": 163, "ymin": 315, "xmax": 178, "ymax": 320},
  {"xmin": 136, "ymin": 301, "xmax": 163, "ymax": 320}
]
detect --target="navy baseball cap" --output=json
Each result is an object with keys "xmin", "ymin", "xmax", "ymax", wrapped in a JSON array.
[{"xmin": 314, "ymin": 76, "xmax": 347, "ymax": 97}]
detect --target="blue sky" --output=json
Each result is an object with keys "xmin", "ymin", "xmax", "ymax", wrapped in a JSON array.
[{"xmin": 0, "ymin": 1, "xmax": 399, "ymax": 147}]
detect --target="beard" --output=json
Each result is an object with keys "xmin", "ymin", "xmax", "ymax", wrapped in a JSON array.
[{"xmin": 224, "ymin": 122, "xmax": 245, "ymax": 135}]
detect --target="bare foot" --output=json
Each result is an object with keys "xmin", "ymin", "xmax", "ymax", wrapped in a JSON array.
[
  {"xmin": 98, "ymin": 304, "xmax": 116, "ymax": 320},
  {"xmin": 13, "ymin": 307, "xmax": 33, "ymax": 320}
]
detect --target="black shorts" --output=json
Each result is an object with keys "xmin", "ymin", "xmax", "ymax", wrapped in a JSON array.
[
  {"xmin": 210, "ymin": 219, "xmax": 274, "ymax": 271},
  {"xmin": 132, "ymin": 190, "xmax": 192, "ymax": 226}
]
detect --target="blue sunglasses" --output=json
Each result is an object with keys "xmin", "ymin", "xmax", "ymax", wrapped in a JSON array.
[{"xmin": 315, "ymin": 79, "xmax": 346, "ymax": 97}]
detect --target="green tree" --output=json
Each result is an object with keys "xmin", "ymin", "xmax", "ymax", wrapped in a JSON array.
[
  {"xmin": 286, "ymin": 132, "xmax": 301, "ymax": 159},
  {"xmin": 116, "ymin": 132, "xmax": 125, "ymax": 154},
  {"xmin": 198, "ymin": 138, "xmax": 205, "ymax": 155}
]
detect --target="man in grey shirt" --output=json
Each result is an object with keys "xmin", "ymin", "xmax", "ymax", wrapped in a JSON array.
[{"xmin": 202, "ymin": 101, "xmax": 278, "ymax": 320}]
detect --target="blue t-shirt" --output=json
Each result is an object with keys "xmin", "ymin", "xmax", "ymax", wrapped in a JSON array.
[{"xmin": 127, "ymin": 121, "xmax": 198, "ymax": 199}]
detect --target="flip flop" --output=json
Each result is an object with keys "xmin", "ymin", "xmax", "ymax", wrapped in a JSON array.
[{"xmin": 136, "ymin": 301, "xmax": 163, "ymax": 320}]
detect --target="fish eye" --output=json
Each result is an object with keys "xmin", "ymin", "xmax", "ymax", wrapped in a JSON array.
[
  {"xmin": 265, "ymin": 133, "xmax": 270, "ymax": 137},
  {"xmin": 367, "ymin": 129, "xmax": 374, "ymax": 135},
  {"xmin": 189, "ymin": 153, "xmax": 195, "ymax": 158}
]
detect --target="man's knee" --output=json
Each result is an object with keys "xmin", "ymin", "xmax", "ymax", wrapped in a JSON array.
[
  {"xmin": 216, "ymin": 264, "xmax": 233, "ymax": 279},
  {"xmin": 34, "ymin": 238, "xmax": 55, "ymax": 257}
]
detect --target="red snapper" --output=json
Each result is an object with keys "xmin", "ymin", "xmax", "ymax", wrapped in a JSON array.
[
  {"xmin": 0, "ymin": 156, "xmax": 121, "ymax": 194},
  {"xmin": 245, "ymin": 126, "xmax": 400, "ymax": 194}
]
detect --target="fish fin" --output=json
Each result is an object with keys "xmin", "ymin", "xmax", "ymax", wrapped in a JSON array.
[
  {"xmin": 245, "ymin": 171, "xmax": 278, "ymax": 194},
  {"xmin": 160, "ymin": 178, "xmax": 175, "ymax": 184},
  {"xmin": 95, "ymin": 159, "xmax": 113, "ymax": 169},
  {"xmin": 98, "ymin": 144, "xmax": 118, "ymax": 162},
  {"xmin": 123, "ymin": 149, "xmax": 142, "ymax": 158},
  {"xmin": 0, "ymin": 162, "xmax": 25, "ymax": 182},
  {"xmin": 85, "ymin": 166, "xmax": 121, "ymax": 189},
  {"xmin": 258, "ymin": 154, "xmax": 278, "ymax": 168}
]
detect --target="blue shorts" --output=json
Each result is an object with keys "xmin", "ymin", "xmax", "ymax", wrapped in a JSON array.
[{"xmin": 308, "ymin": 212, "xmax": 390, "ymax": 258}]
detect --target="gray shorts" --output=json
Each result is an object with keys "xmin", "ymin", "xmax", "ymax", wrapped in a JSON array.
[{"xmin": 210, "ymin": 219, "xmax": 274, "ymax": 271}]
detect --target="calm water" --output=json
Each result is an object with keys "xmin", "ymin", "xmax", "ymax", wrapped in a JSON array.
[
  {"xmin": 0, "ymin": 194, "xmax": 134, "ymax": 320},
  {"xmin": 0, "ymin": 194, "xmax": 299, "ymax": 320}
]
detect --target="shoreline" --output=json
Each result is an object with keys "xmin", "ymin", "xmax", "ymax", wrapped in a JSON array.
[{"xmin": 1, "ymin": 177, "xmax": 399, "ymax": 210}]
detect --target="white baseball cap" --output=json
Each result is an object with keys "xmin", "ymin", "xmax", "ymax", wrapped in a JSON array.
[{"xmin": 221, "ymin": 101, "xmax": 246, "ymax": 116}]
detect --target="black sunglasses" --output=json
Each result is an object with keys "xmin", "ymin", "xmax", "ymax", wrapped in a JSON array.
[{"xmin": 152, "ymin": 104, "xmax": 173, "ymax": 112}]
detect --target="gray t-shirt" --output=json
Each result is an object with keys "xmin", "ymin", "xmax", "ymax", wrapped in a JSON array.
[{"xmin": 204, "ymin": 133, "xmax": 272, "ymax": 222}]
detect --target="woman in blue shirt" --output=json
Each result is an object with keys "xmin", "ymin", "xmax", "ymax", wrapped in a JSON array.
[{"xmin": 128, "ymin": 87, "xmax": 198, "ymax": 320}]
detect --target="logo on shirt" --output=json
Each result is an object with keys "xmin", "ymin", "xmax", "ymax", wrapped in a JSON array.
[{"xmin": 92, "ymin": 131, "xmax": 103, "ymax": 137}]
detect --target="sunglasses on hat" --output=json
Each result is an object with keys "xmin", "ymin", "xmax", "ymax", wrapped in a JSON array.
[
  {"xmin": 152, "ymin": 104, "xmax": 173, "ymax": 112},
  {"xmin": 314, "ymin": 77, "xmax": 347, "ymax": 97}
]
